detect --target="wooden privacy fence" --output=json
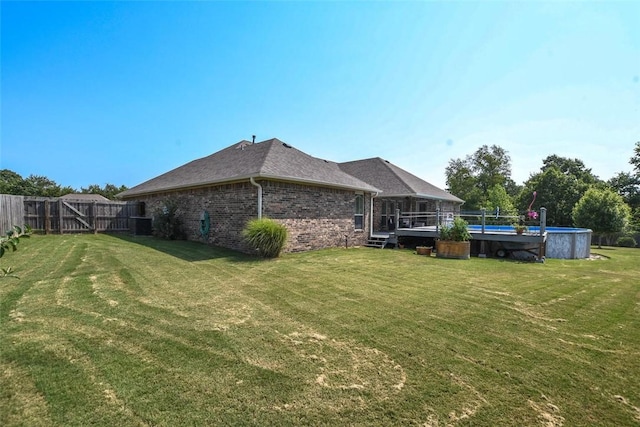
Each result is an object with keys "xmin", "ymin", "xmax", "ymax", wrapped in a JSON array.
[
  {"xmin": 0, "ymin": 196, "xmax": 141, "ymax": 234},
  {"xmin": 0, "ymin": 194, "xmax": 25, "ymax": 234}
]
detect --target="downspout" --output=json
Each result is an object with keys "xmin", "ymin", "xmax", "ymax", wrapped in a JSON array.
[
  {"xmin": 370, "ymin": 191, "xmax": 378, "ymax": 238},
  {"xmin": 250, "ymin": 177, "xmax": 262, "ymax": 219}
]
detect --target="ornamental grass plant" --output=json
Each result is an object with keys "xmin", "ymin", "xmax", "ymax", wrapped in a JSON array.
[{"xmin": 242, "ymin": 217, "xmax": 288, "ymax": 258}]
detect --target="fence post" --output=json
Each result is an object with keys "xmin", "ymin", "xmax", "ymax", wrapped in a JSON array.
[
  {"xmin": 58, "ymin": 199, "xmax": 64, "ymax": 234},
  {"xmin": 45, "ymin": 200, "xmax": 51, "ymax": 234},
  {"xmin": 539, "ymin": 207, "xmax": 547, "ymax": 260},
  {"xmin": 93, "ymin": 202, "xmax": 98, "ymax": 234}
]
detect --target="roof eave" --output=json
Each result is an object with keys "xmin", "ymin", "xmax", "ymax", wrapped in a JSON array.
[
  {"xmin": 376, "ymin": 192, "xmax": 464, "ymax": 203},
  {"xmin": 118, "ymin": 174, "xmax": 381, "ymax": 199},
  {"xmin": 117, "ymin": 175, "xmax": 257, "ymax": 199},
  {"xmin": 415, "ymin": 193, "xmax": 465, "ymax": 203},
  {"xmin": 256, "ymin": 174, "xmax": 381, "ymax": 193}
]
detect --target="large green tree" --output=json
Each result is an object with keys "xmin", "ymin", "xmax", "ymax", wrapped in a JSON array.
[
  {"xmin": 608, "ymin": 142, "xmax": 640, "ymax": 231},
  {"xmin": 472, "ymin": 145, "xmax": 513, "ymax": 194},
  {"xmin": 518, "ymin": 156, "xmax": 601, "ymax": 226},
  {"xmin": 572, "ymin": 187, "xmax": 631, "ymax": 247},
  {"xmin": 445, "ymin": 158, "xmax": 483, "ymax": 210},
  {"xmin": 0, "ymin": 169, "xmax": 127, "ymax": 199},
  {"xmin": 608, "ymin": 172, "xmax": 640, "ymax": 207},
  {"xmin": 21, "ymin": 175, "xmax": 74, "ymax": 197},
  {"xmin": 630, "ymin": 141, "xmax": 640, "ymax": 174},
  {"xmin": 484, "ymin": 185, "xmax": 517, "ymax": 218},
  {"xmin": 445, "ymin": 145, "xmax": 514, "ymax": 211},
  {"xmin": 541, "ymin": 155, "xmax": 599, "ymax": 185},
  {"xmin": 81, "ymin": 183, "xmax": 129, "ymax": 200},
  {"xmin": 0, "ymin": 169, "xmax": 25, "ymax": 194}
]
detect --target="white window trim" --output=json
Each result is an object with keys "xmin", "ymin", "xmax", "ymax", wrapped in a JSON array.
[{"xmin": 354, "ymin": 192, "xmax": 364, "ymax": 230}]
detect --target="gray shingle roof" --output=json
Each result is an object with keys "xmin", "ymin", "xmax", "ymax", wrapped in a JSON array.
[
  {"xmin": 119, "ymin": 138, "xmax": 380, "ymax": 198},
  {"xmin": 60, "ymin": 193, "xmax": 111, "ymax": 202},
  {"xmin": 338, "ymin": 157, "xmax": 464, "ymax": 203}
]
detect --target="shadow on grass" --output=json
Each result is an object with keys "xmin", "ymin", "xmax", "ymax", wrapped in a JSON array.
[{"xmin": 109, "ymin": 234, "xmax": 259, "ymax": 263}]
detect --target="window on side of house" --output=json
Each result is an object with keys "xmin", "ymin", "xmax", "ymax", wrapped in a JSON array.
[{"xmin": 354, "ymin": 193, "xmax": 364, "ymax": 230}]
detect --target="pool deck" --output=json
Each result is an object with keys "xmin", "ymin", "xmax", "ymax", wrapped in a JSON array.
[
  {"xmin": 372, "ymin": 209, "xmax": 591, "ymax": 259},
  {"xmin": 394, "ymin": 225, "xmax": 547, "ymax": 244},
  {"xmin": 372, "ymin": 226, "xmax": 548, "ymax": 259}
]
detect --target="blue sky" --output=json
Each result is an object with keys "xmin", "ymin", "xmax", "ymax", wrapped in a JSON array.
[{"xmin": 2, "ymin": 1, "xmax": 639, "ymax": 191}]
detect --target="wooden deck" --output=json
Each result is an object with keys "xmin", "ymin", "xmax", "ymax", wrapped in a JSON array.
[
  {"xmin": 391, "ymin": 225, "xmax": 547, "ymax": 260},
  {"xmin": 369, "ymin": 209, "xmax": 550, "ymax": 260}
]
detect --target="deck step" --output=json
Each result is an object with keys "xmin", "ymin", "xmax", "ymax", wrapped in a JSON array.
[
  {"xmin": 365, "ymin": 237, "xmax": 389, "ymax": 249},
  {"xmin": 365, "ymin": 243, "xmax": 386, "ymax": 248}
]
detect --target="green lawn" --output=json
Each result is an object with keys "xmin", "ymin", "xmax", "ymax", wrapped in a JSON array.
[{"xmin": 1, "ymin": 234, "xmax": 639, "ymax": 426}]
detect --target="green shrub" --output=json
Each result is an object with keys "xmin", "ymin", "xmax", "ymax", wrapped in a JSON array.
[
  {"xmin": 439, "ymin": 217, "xmax": 472, "ymax": 241},
  {"xmin": 616, "ymin": 235, "xmax": 637, "ymax": 248},
  {"xmin": 152, "ymin": 199, "xmax": 185, "ymax": 240},
  {"xmin": 1, "ymin": 225, "xmax": 32, "ymax": 278},
  {"xmin": 243, "ymin": 218, "xmax": 288, "ymax": 258}
]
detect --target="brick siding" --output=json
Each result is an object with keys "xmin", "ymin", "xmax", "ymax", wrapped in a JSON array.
[
  {"xmin": 134, "ymin": 179, "xmax": 370, "ymax": 253},
  {"xmin": 262, "ymin": 181, "xmax": 369, "ymax": 252}
]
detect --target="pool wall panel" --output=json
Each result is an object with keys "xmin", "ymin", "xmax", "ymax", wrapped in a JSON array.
[{"xmin": 546, "ymin": 230, "xmax": 592, "ymax": 259}]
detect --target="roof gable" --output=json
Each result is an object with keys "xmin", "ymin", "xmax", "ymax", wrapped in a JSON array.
[{"xmin": 339, "ymin": 158, "xmax": 463, "ymax": 203}]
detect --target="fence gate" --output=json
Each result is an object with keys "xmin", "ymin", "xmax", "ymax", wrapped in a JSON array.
[{"xmin": 60, "ymin": 200, "xmax": 95, "ymax": 232}]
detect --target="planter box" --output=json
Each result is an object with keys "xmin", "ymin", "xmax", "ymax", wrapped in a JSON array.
[
  {"xmin": 436, "ymin": 240, "xmax": 470, "ymax": 260},
  {"xmin": 416, "ymin": 246, "xmax": 432, "ymax": 256}
]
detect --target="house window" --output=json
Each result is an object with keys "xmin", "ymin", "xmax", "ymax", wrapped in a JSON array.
[{"xmin": 354, "ymin": 194, "xmax": 364, "ymax": 230}]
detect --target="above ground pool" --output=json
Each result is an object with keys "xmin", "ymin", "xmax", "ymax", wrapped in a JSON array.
[{"xmin": 467, "ymin": 225, "xmax": 592, "ymax": 259}]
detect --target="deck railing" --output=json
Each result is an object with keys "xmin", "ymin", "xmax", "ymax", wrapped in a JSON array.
[{"xmin": 396, "ymin": 208, "xmax": 547, "ymax": 236}]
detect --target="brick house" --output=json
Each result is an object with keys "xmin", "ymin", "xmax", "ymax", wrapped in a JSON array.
[
  {"xmin": 119, "ymin": 138, "xmax": 463, "ymax": 253},
  {"xmin": 119, "ymin": 138, "xmax": 379, "ymax": 253}
]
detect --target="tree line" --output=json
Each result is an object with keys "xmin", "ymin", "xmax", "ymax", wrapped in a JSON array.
[
  {"xmin": 0, "ymin": 169, "xmax": 128, "ymax": 200},
  {"xmin": 445, "ymin": 141, "xmax": 639, "ymax": 240}
]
